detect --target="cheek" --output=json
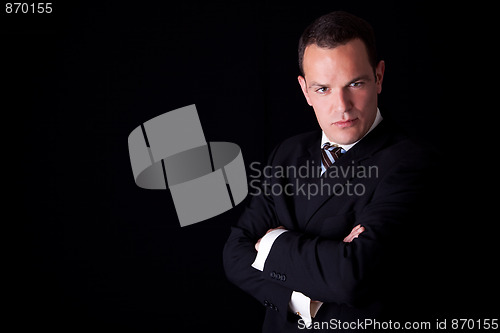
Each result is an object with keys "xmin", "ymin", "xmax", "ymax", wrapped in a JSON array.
[
  {"xmin": 311, "ymin": 103, "xmax": 330, "ymax": 124},
  {"xmin": 310, "ymin": 96, "xmax": 330, "ymax": 114},
  {"xmin": 312, "ymin": 111, "xmax": 325, "ymax": 129},
  {"xmin": 352, "ymin": 89, "xmax": 377, "ymax": 108}
]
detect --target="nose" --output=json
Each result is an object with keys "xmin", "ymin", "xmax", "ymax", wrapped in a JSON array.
[{"xmin": 331, "ymin": 88, "xmax": 353, "ymax": 114}]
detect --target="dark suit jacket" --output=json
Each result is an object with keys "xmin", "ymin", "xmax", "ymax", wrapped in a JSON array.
[{"xmin": 223, "ymin": 120, "xmax": 434, "ymax": 332}]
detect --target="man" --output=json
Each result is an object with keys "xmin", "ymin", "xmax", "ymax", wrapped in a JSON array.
[{"xmin": 223, "ymin": 11, "xmax": 431, "ymax": 332}]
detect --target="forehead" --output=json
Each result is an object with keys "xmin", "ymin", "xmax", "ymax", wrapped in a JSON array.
[{"xmin": 302, "ymin": 39, "xmax": 372, "ymax": 81}]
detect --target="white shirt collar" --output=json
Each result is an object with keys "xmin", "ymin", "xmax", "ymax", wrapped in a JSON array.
[{"xmin": 321, "ymin": 108, "xmax": 383, "ymax": 151}]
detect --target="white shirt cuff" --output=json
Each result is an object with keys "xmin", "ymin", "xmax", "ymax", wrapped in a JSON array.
[
  {"xmin": 251, "ymin": 229, "xmax": 288, "ymax": 271},
  {"xmin": 289, "ymin": 291, "xmax": 323, "ymax": 328}
]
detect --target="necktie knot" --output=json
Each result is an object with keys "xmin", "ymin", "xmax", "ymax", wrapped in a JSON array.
[{"xmin": 321, "ymin": 142, "xmax": 344, "ymax": 173}]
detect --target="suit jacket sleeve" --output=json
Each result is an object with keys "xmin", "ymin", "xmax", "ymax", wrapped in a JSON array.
[
  {"xmin": 260, "ymin": 151, "xmax": 429, "ymax": 306},
  {"xmin": 223, "ymin": 142, "xmax": 293, "ymax": 318}
]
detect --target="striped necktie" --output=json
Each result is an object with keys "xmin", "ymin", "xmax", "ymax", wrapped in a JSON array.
[{"xmin": 321, "ymin": 142, "xmax": 344, "ymax": 175}]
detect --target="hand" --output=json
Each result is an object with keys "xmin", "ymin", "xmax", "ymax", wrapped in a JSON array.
[
  {"xmin": 343, "ymin": 224, "xmax": 365, "ymax": 243},
  {"xmin": 255, "ymin": 226, "xmax": 286, "ymax": 252}
]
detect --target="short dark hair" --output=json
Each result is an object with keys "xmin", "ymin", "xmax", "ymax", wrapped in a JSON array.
[{"xmin": 298, "ymin": 11, "xmax": 378, "ymax": 76}]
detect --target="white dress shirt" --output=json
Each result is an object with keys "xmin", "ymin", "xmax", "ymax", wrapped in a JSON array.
[{"xmin": 251, "ymin": 108, "xmax": 383, "ymax": 327}]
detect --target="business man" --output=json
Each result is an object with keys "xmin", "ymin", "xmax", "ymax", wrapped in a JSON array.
[{"xmin": 223, "ymin": 11, "xmax": 431, "ymax": 332}]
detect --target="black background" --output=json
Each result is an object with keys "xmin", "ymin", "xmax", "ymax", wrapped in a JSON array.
[{"xmin": 5, "ymin": 0, "xmax": 498, "ymax": 331}]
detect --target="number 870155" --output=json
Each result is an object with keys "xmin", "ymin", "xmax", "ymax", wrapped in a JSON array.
[{"xmin": 5, "ymin": 3, "xmax": 52, "ymax": 14}]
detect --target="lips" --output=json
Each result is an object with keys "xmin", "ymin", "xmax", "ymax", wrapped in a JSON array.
[{"xmin": 333, "ymin": 118, "xmax": 358, "ymax": 128}]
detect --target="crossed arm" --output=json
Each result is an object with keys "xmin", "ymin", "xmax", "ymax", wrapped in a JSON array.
[
  {"xmin": 254, "ymin": 224, "xmax": 366, "ymax": 322},
  {"xmin": 255, "ymin": 224, "xmax": 365, "ymax": 252}
]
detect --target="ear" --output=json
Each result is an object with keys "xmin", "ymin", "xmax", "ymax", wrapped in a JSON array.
[
  {"xmin": 375, "ymin": 60, "xmax": 385, "ymax": 94},
  {"xmin": 298, "ymin": 75, "xmax": 312, "ymax": 106}
]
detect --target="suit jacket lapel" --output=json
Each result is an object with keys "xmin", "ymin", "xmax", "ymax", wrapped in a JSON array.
[
  {"xmin": 302, "ymin": 150, "xmax": 363, "ymax": 228},
  {"xmin": 301, "ymin": 121, "xmax": 393, "ymax": 226},
  {"xmin": 292, "ymin": 134, "xmax": 321, "ymax": 225}
]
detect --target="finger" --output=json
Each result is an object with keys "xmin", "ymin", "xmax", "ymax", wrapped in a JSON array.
[
  {"xmin": 352, "ymin": 224, "xmax": 362, "ymax": 231},
  {"xmin": 344, "ymin": 234, "xmax": 356, "ymax": 243},
  {"xmin": 351, "ymin": 232, "xmax": 361, "ymax": 240},
  {"xmin": 343, "ymin": 225, "xmax": 365, "ymax": 243},
  {"xmin": 356, "ymin": 226, "xmax": 365, "ymax": 236},
  {"xmin": 347, "ymin": 225, "xmax": 360, "ymax": 236},
  {"xmin": 354, "ymin": 225, "xmax": 364, "ymax": 232},
  {"xmin": 343, "ymin": 226, "xmax": 360, "ymax": 242},
  {"xmin": 343, "ymin": 233, "xmax": 354, "ymax": 243},
  {"xmin": 351, "ymin": 226, "xmax": 365, "ymax": 239},
  {"xmin": 351, "ymin": 225, "xmax": 365, "ymax": 234}
]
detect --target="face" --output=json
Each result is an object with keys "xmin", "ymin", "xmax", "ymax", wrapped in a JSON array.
[{"xmin": 298, "ymin": 39, "xmax": 385, "ymax": 145}]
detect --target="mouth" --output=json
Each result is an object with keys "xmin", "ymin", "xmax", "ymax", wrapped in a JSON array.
[{"xmin": 333, "ymin": 118, "xmax": 358, "ymax": 128}]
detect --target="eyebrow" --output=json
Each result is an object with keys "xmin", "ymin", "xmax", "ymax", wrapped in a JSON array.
[
  {"xmin": 347, "ymin": 75, "xmax": 372, "ymax": 86},
  {"xmin": 308, "ymin": 81, "xmax": 329, "ymax": 89},
  {"xmin": 307, "ymin": 74, "xmax": 373, "ymax": 89}
]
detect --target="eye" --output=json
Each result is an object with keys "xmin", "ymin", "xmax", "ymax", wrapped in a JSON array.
[
  {"xmin": 315, "ymin": 87, "xmax": 329, "ymax": 94},
  {"xmin": 349, "ymin": 81, "xmax": 364, "ymax": 88}
]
